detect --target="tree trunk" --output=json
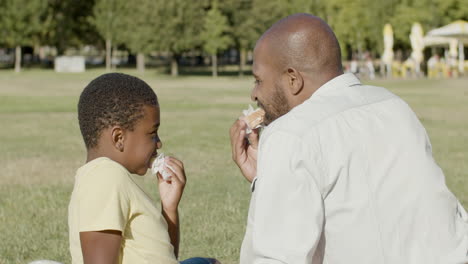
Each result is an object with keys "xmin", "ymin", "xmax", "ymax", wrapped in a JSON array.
[
  {"xmin": 38, "ymin": 46, "xmax": 46, "ymax": 62},
  {"xmin": 212, "ymin": 53, "xmax": 218, "ymax": 77},
  {"xmin": 15, "ymin": 45, "xmax": 21, "ymax": 73},
  {"xmin": 171, "ymin": 54, "xmax": 178, "ymax": 76},
  {"xmin": 239, "ymin": 48, "xmax": 246, "ymax": 77},
  {"xmin": 137, "ymin": 53, "xmax": 145, "ymax": 73},
  {"xmin": 33, "ymin": 45, "xmax": 40, "ymax": 63},
  {"xmin": 106, "ymin": 38, "xmax": 112, "ymax": 71},
  {"xmin": 111, "ymin": 45, "xmax": 117, "ymax": 70}
]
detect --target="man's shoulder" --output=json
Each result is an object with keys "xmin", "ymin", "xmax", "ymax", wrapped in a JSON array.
[
  {"xmin": 260, "ymin": 115, "xmax": 317, "ymax": 150},
  {"xmin": 263, "ymin": 83, "xmax": 403, "ymax": 140},
  {"xmin": 306, "ymin": 83, "xmax": 399, "ymax": 120}
]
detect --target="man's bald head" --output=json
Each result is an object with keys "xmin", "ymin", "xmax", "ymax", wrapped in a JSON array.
[
  {"xmin": 250, "ymin": 14, "xmax": 344, "ymax": 125},
  {"xmin": 255, "ymin": 13, "xmax": 343, "ymax": 80}
]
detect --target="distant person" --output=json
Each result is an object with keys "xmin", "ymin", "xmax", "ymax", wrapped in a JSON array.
[
  {"xmin": 350, "ymin": 57, "xmax": 358, "ymax": 74},
  {"xmin": 230, "ymin": 13, "xmax": 468, "ymax": 263},
  {"xmin": 69, "ymin": 73, "xmax": 219, "ymax": 264},
  {"xmin": 366, "ymin": 56, "xmax": 375, "ymax": 80},
  {"xmin": 428, "ymin": 54, "xmax": 440, "ymax": 79}
]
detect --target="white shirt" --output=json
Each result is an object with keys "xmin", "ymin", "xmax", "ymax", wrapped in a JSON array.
[{"xmin": 240, "ymin": 73, "xmax": 468, "ymax": 264}]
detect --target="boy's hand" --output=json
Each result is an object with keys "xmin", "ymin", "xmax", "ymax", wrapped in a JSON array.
[
  {"xmin": 158, "ymin": 157, "xmax": 186, "ymax": 212},
  {"xmin": 230, "ymin": 119, "xmax": 259, "ymax": 183}
]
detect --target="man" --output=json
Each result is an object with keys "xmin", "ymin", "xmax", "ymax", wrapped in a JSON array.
[{"xmin": 230, "ymin": 13, "xmax": 468, "ymax": 264}]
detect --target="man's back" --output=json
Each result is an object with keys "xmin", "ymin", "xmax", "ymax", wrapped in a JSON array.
[{"xmin": 241, "ymin": 73, "xmax": 468, "ymax": 263}]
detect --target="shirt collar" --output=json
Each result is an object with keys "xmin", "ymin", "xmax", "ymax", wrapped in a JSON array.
[
  {"xmin": 311, "ymin": 73, "xmax": 362, "ymax": 98},
  {"xmin": 264, "ymin": 73, "xmax": 361, "ymax": 129}
]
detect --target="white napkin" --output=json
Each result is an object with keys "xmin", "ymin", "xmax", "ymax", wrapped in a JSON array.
[{"xmin": 151, "ymin": 153, "xmax": 174, "ymax": 181}]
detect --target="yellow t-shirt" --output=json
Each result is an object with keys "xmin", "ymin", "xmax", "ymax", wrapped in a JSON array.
[{"xmin": 68, "ymin": 157, "xmax": 178, "ymax": 264}]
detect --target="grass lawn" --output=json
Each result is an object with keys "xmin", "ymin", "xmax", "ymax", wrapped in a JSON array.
[{"xmin": 0, "ymin": 69, "xmax": 466, "ymax": 263}]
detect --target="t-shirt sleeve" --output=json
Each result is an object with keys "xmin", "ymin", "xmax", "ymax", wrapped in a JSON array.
[
  {"xmin": 251, "ymin": 131, "xmax": 325, "ymax": 264},
  {"xmin": 76, "ymin": 162, "xmax": 130, "ymax": 233}
]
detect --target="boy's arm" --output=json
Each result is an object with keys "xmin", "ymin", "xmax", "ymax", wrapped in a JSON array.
[
  {"xmin": 158, "ymin": 157, "xmax": 186, "ymax": 259},
  {"xmin": 162, "ymin": 207, "xmax": 180, "ymax": 258},
  {"xmin": 80, "ymin": 230, "xmax": 122, "ymax": 264}
]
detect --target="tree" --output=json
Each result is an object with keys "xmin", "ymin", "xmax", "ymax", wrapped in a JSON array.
[
  {"xmin": 201, "ymin": 1, "xmax": 232, "ymax": 77},
  {"xmin": 91, "ymin": 0, "xmax": 127, "ymax": 71},
  {"xmin": 222, "ymin": 0, "xmax": 330, "ymax": 76},
  {"xmin": 0, "ymin": 0, "xmax": 47, "ymax": 72},
  {"xmin": 222, "ymin": 0, "xmax": 292, "ymax": 76},
  {"xmin": 390, "ymin": 0, "xmax": 435, "ymax": 49},
  {"xmin": 388, "ymin": 0, "xmax": 468, "ymax": 55},
  {"xmin": 436, "ymin": 0, "xmax": 468, "ymax": 25},
  {"xmin": 322, "ymin": 0, "xmax": 385, "ymax": 60},
  {"xmin": 288, "ymin": 0, "xmax": 323, "ymax": 14},
  {"xmin": 249, "ymin": 0, "xmax": 291, "ymax": 35},
  {"xmin": 153, "ymin": 0, "xmax": 207, "ymax": 76},
  {"xmin": 37, "ymin": 0, "xmax": 98, "ymax": 56},
  {"xmin": 116, "ymin": 0, "xmax": 160, "ymax": 72},
  {"xmin": 221, "ymin": 0, "xmax": 256, "ymax": 76}
]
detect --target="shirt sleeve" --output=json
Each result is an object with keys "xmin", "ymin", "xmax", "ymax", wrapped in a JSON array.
[
  {"xmin": 77, "ymin": 163, "xmax": 130, "ymax": 233},
  {"xmin": 251, "ymin": 131, "xmax": 325, "ymax": 264}
]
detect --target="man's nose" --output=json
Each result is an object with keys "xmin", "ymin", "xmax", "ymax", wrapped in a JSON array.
[{"xmin": 250, "ymin": 89, "xmax": 257, "ymax": 102}]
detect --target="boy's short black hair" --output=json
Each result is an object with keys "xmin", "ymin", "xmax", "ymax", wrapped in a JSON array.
[{"xmin": 78, "ymin": 73, "xmax": 158, "ymax": 149}]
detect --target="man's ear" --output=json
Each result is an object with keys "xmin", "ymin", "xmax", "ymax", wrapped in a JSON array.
[
  {"xmin": 111, "ymin": 126, "xmax": 125, "ymax": 152},
  {"xmin": 286, "ymin": 67, "xmax": 304, "ymax": 95}
]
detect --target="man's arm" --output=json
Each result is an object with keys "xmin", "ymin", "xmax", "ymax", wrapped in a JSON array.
[{"xmin": 80, "ymin": 230, "xmax": 122, "ymax": 264}]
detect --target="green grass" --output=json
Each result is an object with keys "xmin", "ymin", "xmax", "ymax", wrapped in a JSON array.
[{"xmin": 0, "ymin": 69, "xmax": 467, "ymax": 263}]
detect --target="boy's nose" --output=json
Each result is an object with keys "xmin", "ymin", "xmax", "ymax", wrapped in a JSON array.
[{"xmin": 156, "ymin": 140, "xmax": 163, "ymax": 149}]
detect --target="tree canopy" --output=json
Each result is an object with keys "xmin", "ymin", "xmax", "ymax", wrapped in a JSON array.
[{"xmin": 1, "ymin": 0, "xmax": 466, "ymax": 72}]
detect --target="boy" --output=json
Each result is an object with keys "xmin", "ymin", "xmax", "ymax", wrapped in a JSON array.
[{"xmin": 69, "ymin": 73, "xmax": 218, "ymax": 264}]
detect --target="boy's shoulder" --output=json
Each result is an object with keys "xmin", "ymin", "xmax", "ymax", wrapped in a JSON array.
[{"xmin": 75, "ymin": 157, "xmax": 131, "ymax": 186}]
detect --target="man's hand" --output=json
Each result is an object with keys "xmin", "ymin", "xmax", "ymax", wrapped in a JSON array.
[{"xmin": 230, "ymin": 119, "xmax": 259, "ymax": 183}]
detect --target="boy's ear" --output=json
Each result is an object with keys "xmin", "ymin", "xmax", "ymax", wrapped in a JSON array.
[
  {"xmin": 111, "ymin": 126, "xmax": 125, "ymax": 152},
  {"xmin": 285, "ymin": 67, "xmax": 304, "ymax": 95}
]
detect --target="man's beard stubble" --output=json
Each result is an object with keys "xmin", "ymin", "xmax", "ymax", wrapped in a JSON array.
[{"xmin": 258, "ymin": 82, "xmax": 290, "ymax": 126}]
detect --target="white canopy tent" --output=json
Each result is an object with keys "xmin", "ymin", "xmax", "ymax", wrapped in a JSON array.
[
  {"xmin": 423, "ymin": 35, "xmax": 468, "ymax": 47},
  {"xmin": 426, "ymin": 20, "xmax": 468, "ymax": 73},
  {"xmin": 427, "ymin": 20, "xmax": 468, "ymax": 38}
]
